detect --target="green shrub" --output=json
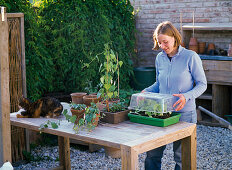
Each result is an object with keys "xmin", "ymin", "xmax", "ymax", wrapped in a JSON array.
[{"xmin": 1, "ymin": 0, "xmax": 136, "ymax": 100}]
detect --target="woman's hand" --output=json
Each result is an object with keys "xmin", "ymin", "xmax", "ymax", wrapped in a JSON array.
[
  {"xmin": 136, "ymin": 90, "xmax": 146, "ymax": 104},
  {"xmin": 173, "ymin": 94, "xmax": 186, "ymax": 111}
]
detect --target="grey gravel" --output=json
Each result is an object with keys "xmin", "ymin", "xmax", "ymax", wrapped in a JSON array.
[{"xmin": 13, "ymin": 125, "xmax": 232, "ymax": 170}]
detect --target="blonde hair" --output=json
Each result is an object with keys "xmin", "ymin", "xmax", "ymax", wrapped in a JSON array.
[{"xmin": 153, "ymin": 21, "xmax": 182, "ymax": 50}]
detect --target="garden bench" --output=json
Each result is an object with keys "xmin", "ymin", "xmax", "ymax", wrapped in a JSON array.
[{"xmin": 10, "ymin": 112, "xmax": 196, "ymax": 170}]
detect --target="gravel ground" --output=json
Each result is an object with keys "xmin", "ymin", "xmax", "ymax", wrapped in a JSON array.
[{"xmin": 13, "ymin": 125, "xmax": 232, "ymax": 170}]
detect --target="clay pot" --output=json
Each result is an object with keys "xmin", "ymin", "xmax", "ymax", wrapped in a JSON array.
[
  {"xmin": 228, "ymin": 43, "xmax": 232, "ymax": 57},
  {"xmin": 189, "ymin": 37, "xmax": 198, "ymax": 46},
  {"xmin": 83, "ymin": 95, "xmax": 101, "ymax": 106},
  {"xmin": 189, "ymin": 45, "xmax": 199, "ymax": 53},
  {"xmin": 70, "ymin": 108, "xmax": 85, "ymax": 124},
  {"xmin": 198, "ymin": 42, "xmax": 206, "ymax": 54},
  {"xmin": 207, "ymin": 43, "xmax": 215, "ymax": 55},
  {"xmin": 70, "ymin": 92, "xmax": 87, "ymax": 104},
  {"xmin": 92, "ymin": 113, "xmax": 100, "ymax": 127}
]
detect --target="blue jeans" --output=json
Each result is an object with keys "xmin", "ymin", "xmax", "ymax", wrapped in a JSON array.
[{"xmin": 145, "ymin": 110, "xmax": 197, "ymax": 170}]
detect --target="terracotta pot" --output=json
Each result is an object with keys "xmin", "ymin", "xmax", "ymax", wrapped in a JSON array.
[
  {"xmin": 189, "ymin": 45, "xmax": 199, "ymax": 53},
  {"xmin": 92, "ymin": 113, "xmax": 100, "ymax": 126},
  {"xmin": 70, "ymin": 108, "xmax": 85, "ymax": 124},
  {"xmin": 207, "ymin": 43, "xmax": 215, "ymax": 51},
  {"xmin": 228, "ymin": 43, "xmax": 232, "ymax": 56},
  {"xmin": 70, "ymin": 92, "xmax": 87, "ymax": 104},
  {"xmin": 198, "ymin": 42, "xmax": 206, "ymax": 54},
  {"xmin": 83, "ymin": 95, "xmax": 100, "ymax": 106},
  {"xmin": 189, "ymin": 37, "xmax": 198, "ymax": 46}
]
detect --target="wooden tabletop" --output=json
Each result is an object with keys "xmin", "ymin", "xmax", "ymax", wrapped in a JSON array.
[{"xmin": 10, "ymin": 112, "xmax": 195, "ymax": 154}]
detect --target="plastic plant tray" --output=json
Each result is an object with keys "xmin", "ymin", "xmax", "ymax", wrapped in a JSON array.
[
  {"xmin": 128, "ymin": 112, "xmax": 181, "ymax": 127},
  {"xmin": 128, "ymin": 92, "xmax": 176, "ymax": 113}
]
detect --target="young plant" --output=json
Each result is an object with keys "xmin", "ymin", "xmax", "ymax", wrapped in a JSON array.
[
  {"xmin": 97, "ymin": 43, "xmax": 123, "ymax": 111},
  {"xmin": 104, "ymin": 102, "xmax": 127, "ymax": 113},
  {"xmin": 70, "ymin": 103, "xmax": 86, "ymax": 110}
]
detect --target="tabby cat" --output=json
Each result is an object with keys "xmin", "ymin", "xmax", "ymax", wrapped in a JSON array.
[{"xmin": 16, "ymin": 96, "xmax": 63, "ymax": 118}]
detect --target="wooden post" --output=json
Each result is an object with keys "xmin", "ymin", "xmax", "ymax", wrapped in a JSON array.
[
  {"xmin": 0, "ymin": 6, "xmax": 12, "ymax": 164},
  {"xmin": 181, "ymin": 125, "xmax": 197, "ymax": 170},
  {"xmin": 212, "ymin": 84, "xmax": 230, "ymax": 119},
  {"xmin": 58, "ymin": 136, "xmax": 71, "ymax": 170},
  {"xmin": 121, "ymin": 145, "xmax": 138, "ymax": 170}
]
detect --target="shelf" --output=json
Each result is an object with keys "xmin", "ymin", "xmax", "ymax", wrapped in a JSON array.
[
  {"xmin": 199, "ymin": 55, "xmax": 232, "ymax": 61},
  {"xmin": 182, "ymin": 23, "xmax": 232, "ymax": 31}
]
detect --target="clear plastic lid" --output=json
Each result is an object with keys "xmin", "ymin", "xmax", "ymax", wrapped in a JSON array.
[{"xmin": 128, "ymin": 92, "xmax": 175, "ymax": 113}]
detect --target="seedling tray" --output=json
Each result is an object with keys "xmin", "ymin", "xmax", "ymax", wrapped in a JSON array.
[{"xmin": 128, "ymin": 112, "xmax": 181, "ymax": 127}]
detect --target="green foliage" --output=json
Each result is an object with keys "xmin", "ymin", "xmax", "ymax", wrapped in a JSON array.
[
  {"xmin": 1, "ymin": 0, "xmax": 136, "ymax": 100},
  {"xmin": 105, "ymin": 102, "xmax": 127, "ymax": 113},
  {"xmin": 97, "ymin": 44, "xmax": 123, "ymax": 101},
  {"xmin": 70, "ymin": 103, "xmax": 86, "ymax": 110}
]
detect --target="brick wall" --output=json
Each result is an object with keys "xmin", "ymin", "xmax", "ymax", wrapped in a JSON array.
[{"xmin": 131, "ymin": 0, "xmax": 232, "ymax": 67}]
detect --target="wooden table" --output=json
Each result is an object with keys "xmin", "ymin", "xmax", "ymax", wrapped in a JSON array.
[{"xmin": 10, "ymin": 112, "xmax": 197, "ymax": 170}]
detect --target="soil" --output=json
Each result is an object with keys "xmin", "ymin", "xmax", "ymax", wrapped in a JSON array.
[{"xmin": 131, "ymin": 111, "xmax": 171, "ymax": 119}]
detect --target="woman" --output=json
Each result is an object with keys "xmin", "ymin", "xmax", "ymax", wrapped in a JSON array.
[{"xmin": 143, "ymin": 21, "xmax": 207, "ymax": 170}]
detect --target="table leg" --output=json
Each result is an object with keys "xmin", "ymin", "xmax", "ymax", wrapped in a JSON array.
[
  {"xmin": 58, "ymin": 136, "xmax": 71, "ymax": 170},
  {"xmin": 181, "ymin": 125, "xmax": 197, "ymax": 170},
  {"xmin": 121, "ymin": 145, "xmax": 138, "ymax": 170}
]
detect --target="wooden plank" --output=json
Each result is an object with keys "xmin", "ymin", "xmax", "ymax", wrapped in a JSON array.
[
  {"xmin": 212, "ymin": 84, "xmax": 230, "ymax": 118},
  {"xmin": 182, "ymin": 23, "xmax": 232, "ymax": 31},
  {"xmin": 7, "ymin": 13, "xmax": 24, "ymax": 18},
  {"xmin": 58, "ymin": 136, "xmax": 71, "ymax": 170},
  {"xmin": 202, "ymin": 60, "xmax": 232, "ymax": 85},
  {"xmin": 121, "ymin": 145, "xmax": 138, "ymax": 170},
  {"xmin": 202, "ymin": 60, "xmax": 232, "ymax": 72},
  {"xmin": 181, "ymin": 125, "xmax": 197, "ymax": 170},
  {"xmin": 0, "ymin": 7, "xmax": 11, "ymax": 164}
]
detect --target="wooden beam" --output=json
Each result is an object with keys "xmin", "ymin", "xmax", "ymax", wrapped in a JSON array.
[
  {"xmin": 0, "ymin": 6, "xmax": 11, "ymax": 164},
  {"xmin": 181, "ymin": 125, "xmax": 197, "ymax": 170}
]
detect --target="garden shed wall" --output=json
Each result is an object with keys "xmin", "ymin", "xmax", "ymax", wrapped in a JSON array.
[{"xmin": 131, "ymin": 0, "xmax": 232, "ymax": 67}]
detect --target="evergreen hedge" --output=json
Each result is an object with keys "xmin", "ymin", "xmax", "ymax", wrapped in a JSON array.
[{"xmin": 0, "ymin": 0, "xmax": 136, "ymax": 100}]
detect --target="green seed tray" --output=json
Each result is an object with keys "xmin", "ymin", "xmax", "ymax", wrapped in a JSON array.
[{"xmin": 128, "ymin": 112, "xmax": 181, "ymax": 127}]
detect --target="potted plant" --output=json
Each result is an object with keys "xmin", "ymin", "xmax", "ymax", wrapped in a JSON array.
[
  {"xmin": 128, "ymin": 92, "xmax": 181, "ymax": 127},
  {"xmin": 97, "ymin": 43, "xmax": 123, "ymax": 112},
  {"xmin": 100, "ymin": 101, "xmax": 130, "ymax": 124},
  {"xmin": 73, "ymin": 102, "xmax": 102, "ymax": 132},
  {"xmin": 70, "ymin": 103, "xmax": 87, "ymax": 124}
]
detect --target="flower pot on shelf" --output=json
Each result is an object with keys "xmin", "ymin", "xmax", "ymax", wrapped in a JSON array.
[
  {"xmin": 188, "ymin": 37, "xmax": 198, "ymax": 53},
  {"xmin": 198, "ymin": 42, "xmax": 206, "ymax": 54},
  {"xmin": 70, "ymin": 92, "xmax": 87, "ymax": 104},
  {"xmin": 189, "ymin": 37, "xmax": 198, "ymax": 46},
  {"xmin": 207, "ymin": 43, "xmax": 215, "ymax": 55}
]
